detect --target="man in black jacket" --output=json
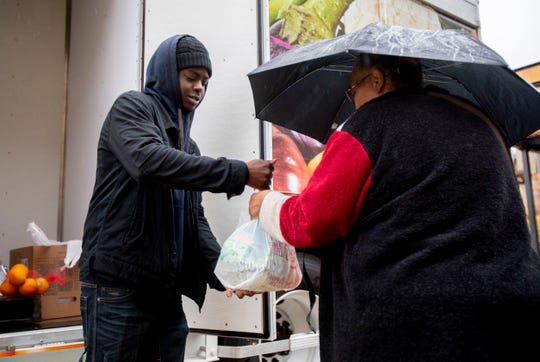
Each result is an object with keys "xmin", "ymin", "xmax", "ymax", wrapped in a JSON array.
[{"xmin": 79, "ymin": 34, "xmax": 273, "ymax": 361}]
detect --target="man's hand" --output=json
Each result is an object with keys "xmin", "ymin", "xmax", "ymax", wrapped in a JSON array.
[
  {"xmin": 225, "ymin": 288, "xmax": 260, "ymax": 299},
  {"xmin": 249, "ymin": 190, "xmax": 271, "ymax": 219},
  {"xmin": 246, "ymin": 159, "xmax": 276, "ymax": 190}
]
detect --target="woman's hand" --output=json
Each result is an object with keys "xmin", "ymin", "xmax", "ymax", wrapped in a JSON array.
[{"xmin": 249, "ymin": 190, "xmax": 271, "ymax": 219}]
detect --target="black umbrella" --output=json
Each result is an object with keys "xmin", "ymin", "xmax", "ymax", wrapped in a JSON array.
[{"xmin": 248, "ymin": 22, "xmax": 540, "ymax": 145}]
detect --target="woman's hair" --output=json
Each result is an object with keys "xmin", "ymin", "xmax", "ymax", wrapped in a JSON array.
[{"xmin": 353, "ymin": 54, "xmax": 423, "ymax": 89}]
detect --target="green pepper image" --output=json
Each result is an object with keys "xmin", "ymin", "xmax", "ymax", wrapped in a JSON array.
[
  {"xmin": 269, "ymin": 0, "xmax": 307, "ymax": 25},
  {"xmin": 279, "ymin": 0, "xmax": 353, "ymax": 46}
]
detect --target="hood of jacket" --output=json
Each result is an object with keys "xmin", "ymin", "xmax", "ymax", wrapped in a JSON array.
[{"xmin": 144, "ymin": 34, "xmax": 200, "ymax": 124}]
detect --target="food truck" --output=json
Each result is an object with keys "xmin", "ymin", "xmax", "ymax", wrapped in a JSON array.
[{"xmin": 0, "ymin": 1, "xmax": 493, "ymax": 360}]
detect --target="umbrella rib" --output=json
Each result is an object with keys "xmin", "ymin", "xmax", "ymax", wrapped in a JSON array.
[{"xmin": 424, "ymin": 62, "xmax": 466, "ymax": 71}]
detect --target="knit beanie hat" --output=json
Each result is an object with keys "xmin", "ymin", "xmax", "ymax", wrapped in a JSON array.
[{"xmin": 176, "ymin": 35, "xmax": 212, "ymax": 77}]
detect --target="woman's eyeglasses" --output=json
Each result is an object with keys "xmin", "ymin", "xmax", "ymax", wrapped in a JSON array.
[{"xmin": 345, "ymin": 74, "xmax": 371, "ymax": 102}]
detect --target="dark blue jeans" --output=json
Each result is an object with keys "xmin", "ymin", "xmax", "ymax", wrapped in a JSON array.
[{"xmin": 80, "ymin": 281, "xmax": 189, "ymax": 361}]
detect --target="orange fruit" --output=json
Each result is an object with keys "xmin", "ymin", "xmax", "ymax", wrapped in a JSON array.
[
  {"xmin": 307, "ymin": 151, "xmax": 324, "ymax": 177},
  {"xmin": 0, "ymin": 279, "xmax": 18, "ymax": 296},
  {"xmin": 8, "ymin": 264, "xmax": 29, "ymax": 286},
  {"xmin": 18, "ymin": 277, "xmax": 38, "ymax": 296},
  {"xmin": 35, "ymin": 277, "xmax": 50, "ymax": 295}
]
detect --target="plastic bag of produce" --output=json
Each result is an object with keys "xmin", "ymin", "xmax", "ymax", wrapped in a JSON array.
[{"xmin": 214, "ymin": 220, "xmax": 302, "ymax": 292}]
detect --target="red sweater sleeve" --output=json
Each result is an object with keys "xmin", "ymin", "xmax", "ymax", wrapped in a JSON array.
[{"xmin": 279, "ymin": 131, "xmax": 373, "ymax": 248}]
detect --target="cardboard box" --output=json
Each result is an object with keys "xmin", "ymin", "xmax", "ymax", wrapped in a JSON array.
[{"xmin": 10, "ymin": 245, "xmax": 81, "ymax": 321}]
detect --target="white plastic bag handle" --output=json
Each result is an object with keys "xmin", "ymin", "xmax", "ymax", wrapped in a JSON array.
[
  {"xmin": 27, "ymin": 222, "xmax": 52, "ymax": 245},
  {"xmin": 64, "ymin": 240, "xmax": 82, "ymax": 268}
]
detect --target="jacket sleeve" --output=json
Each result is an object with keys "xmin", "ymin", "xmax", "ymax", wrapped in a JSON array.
[
  {"xmin": 106, "ymin": 92, "xmax": 248, "ymax": 196},
  {"xmin": 260, "ymin": 130, "xmax": 373, "ymax": 248}
]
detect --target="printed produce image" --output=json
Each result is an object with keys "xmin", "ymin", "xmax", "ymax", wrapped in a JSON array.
[
  {"xmin": 272, "ymin": 125, "xmax": 325, "ymax": 194},
  {"xmin": 270, "ymin": 0, "xmax": 352, "ymax": 48}
]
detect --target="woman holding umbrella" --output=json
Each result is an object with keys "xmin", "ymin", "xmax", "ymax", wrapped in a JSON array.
[{"xmin": 249, "ymin": 54, "xmax": 540, "ymax": 361}]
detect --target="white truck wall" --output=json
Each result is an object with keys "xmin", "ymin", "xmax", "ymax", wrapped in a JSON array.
[
  {"xmin": 0, "ymin": 0, "xmax": 66, "ymax": 264},
  {"xmin": 62, "ymin": 0, "xmax": 142, "ymax": 241}
]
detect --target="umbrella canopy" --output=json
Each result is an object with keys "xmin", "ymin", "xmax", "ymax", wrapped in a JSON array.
[{"xmin": 248, "ymin": 22, "xmax": 540, "ymax": 145}]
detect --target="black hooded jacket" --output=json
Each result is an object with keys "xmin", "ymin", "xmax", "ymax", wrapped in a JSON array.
[{"xmin": 80, "ymin": 35, "xmax": 248, "ymax": 308}]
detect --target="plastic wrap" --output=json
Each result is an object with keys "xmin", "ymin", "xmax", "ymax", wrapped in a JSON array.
[{"xmin": 215, "ymin": 220, "xmax": 302, "ymax": 292}]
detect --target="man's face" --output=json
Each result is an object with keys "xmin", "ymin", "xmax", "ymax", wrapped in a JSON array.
[{"xmin": 178, "ymin": 67, "xmax": 210, "ymax": 111}]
